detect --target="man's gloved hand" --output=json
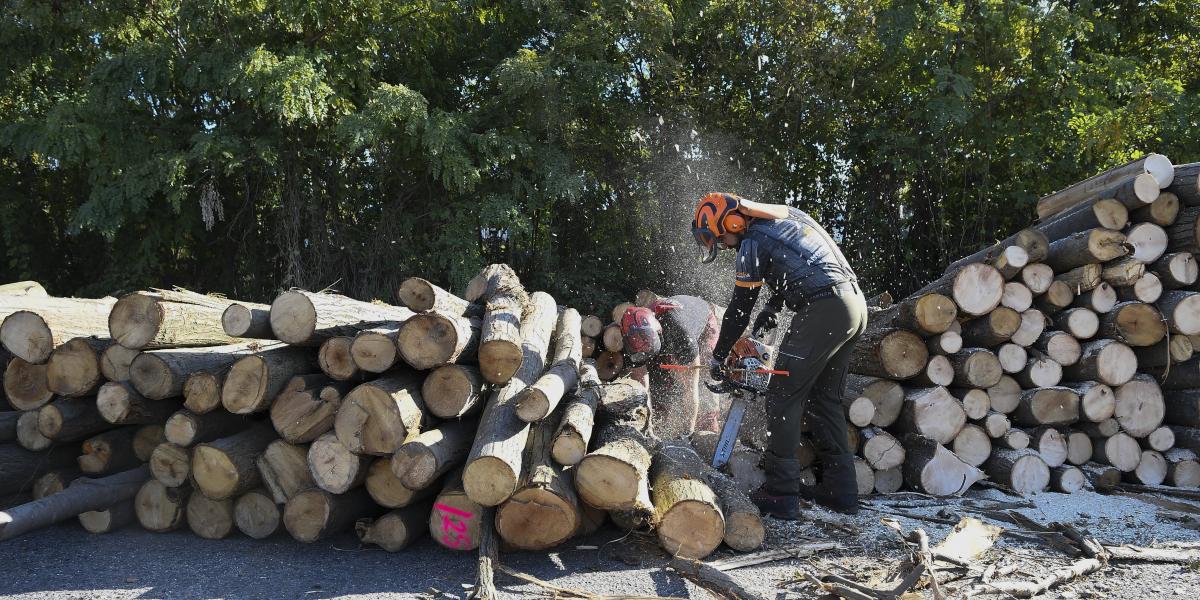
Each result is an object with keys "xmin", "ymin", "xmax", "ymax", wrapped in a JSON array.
[
  {"xmin": 709, "ymin": 357, "xmax": 728, "ymax": 382},
  {"xmin": 752, "ymin": 309, "xmax": 778, "ymax": 335}
]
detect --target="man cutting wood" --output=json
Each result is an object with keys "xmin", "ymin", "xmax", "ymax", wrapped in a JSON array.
[
  {"xmin": 620, "ymin": 296, "xmax": 723, "ymax": 438},
  {"xmin": 693, "ymin": 192, "xmax": 867, "ymax": 517}
]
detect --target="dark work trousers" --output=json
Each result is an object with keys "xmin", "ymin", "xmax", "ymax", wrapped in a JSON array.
[{"xmin": 763, "ymin": 281, "xmax": 868, "ymax": 492}]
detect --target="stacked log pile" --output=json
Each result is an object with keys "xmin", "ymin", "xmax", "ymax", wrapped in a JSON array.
[
  {"xmin": 0, "ymin": 272, "xmax": 760, "ymax": 562},
  {"xmin": 844, "ymin": 155, "xmax": 1200, "ymax": 496}
]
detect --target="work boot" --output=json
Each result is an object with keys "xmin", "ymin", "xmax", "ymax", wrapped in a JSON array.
[
  {"xmin": 800, "ymin": 453, "xmax": 859, "ymax": 515},
  {"xmin": 752, "ymin": 452, "xmax": 805, "ymax": 520}
]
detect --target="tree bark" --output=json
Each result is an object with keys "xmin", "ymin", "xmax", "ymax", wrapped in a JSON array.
[
  {"xmin": 191, "ymin": 422, "xmax": 276, "ymax": 500},
  {"xmin": 109, "ymin": 290, "xmax": 240, "ymax": 350},
  {"xmin": 550, "ymin": 361, "xmax": 601, "ymax": 466},
  {"xmin": 97, "ymin": 382, "xmax": 181, "ymax": 425},
  {"xmin": 348, "ymin": 326, "xmax": 401, "ymax": 374},
  {"xmin": 1102, "ymin": 257, "xmax": 1146, "ymax": 288},
  {"xmin": 131, "ymin": 341, "xmax": 267, "ymax": 400},
  {"xmin": 1038, "ymin": 198, "xmax": 1130, "ymax": 241},
  {"xmin": 960, "ymin": 307, "xmax": 1022, "ymax": 348},
  {"xmin": 1037, "ymin": 157, "xmax": 1169, "ymax": 219},
  {"xmin": 0, "ymin": 443, "xmax": 78, "ymax": 494},
  {"xmin": 283, "ymin": 487, "xmax": 380, "ymax": 543},
  {"xmin": 1056, "ymin": 264, "xmax": 1102, "ymax": 293},
  {"xmin": 1170, "ymin": 426, "xmax": 1200, "ymax": 451},
  {"xmin": 1165, "ymin": 448, "xmax": 1200, "ymax": 487},
  {"xmin": 944, "ymin": 229, "xmax": 1046, "ymax": 276},
  {"xmin": 222, "ymin": 344, "xmax": 320, "ymax": 414},
  {"xmin": 983, "ymin": 448, "xmax": 1050, "ymax": 495},
  {"xmin": 1115, "ymin": 273, "xmax": 1163, "ymax": 304},
  {"xmin": 0, "ymin": 296, "xmax": 116, "ymax": 364},
  {"xmin": 392, "ymin": 418, "xmax": 477, "ymax": 491},
  {"xmin": 243, "ymin": 440, "xmax": 310, "ymax": 506},
  {"xmin": 429, "ymin": 467, "xmax": 483, "ymax": 551},
  {"xmin": 220, "ymin": 301, "xmax": 273, "ymax": 339},
  {"xmin": 38, "ymin": 398, "xmax": 113, "ymax": 441},
  {"xmin": 1045, "ymin": 229, "xmax": 1129, "ymax": 273},
  {"xmin": 516, "ymin": 309, "xmax": 582, "ymax": 422},
  {"xmin": 334, "ymin": 370, "xmax": 428, "ymax": 456},
  {"xmin": 357, "ymin": 501, "xmax": 434, "ymax": 552},
  {"xmin": 78, "ymin": 499, "xmax": 137, "ymax": 534},
  {"xmin": 463, "ymin": 292, "xmax": 557, "ymax": 507},
  {"xmin": 496, "ymin": 415, "xmax": 581, "ymax": 551},
  {"xmin": 1165, "ymin": 388, "xmax": 1200, "ymax": 427},
  {"xmin": 1157, "ymin": 291, "xmax": 1200, "ymax": 335},
  {"xmin": 900, "ymin": 434, "xmax": 984, "ymax": 496},
  {"xmin": 1167, "ymin": 206, "xmax": 1200, "ymax": 253},
  {"xmin": 270, "ymin": 376, "xmax": 351, "ymax": 444},
  {"xmin": 1152, "ymin": 252, "xmax": 1198, "ymax": 290},
  {"xmin": 575, "ymin": 378, "xmax": 653, "ymax": 510},
  {"xmin": 269, "ymin": 290, "xmax": 414, "ymax": 346},
  {"xmin": 1012, "ymin": 387, "xmax": 1080, "ymax": 427},
  {"xmin": 0, "ymin": 412, "xmax": 17, "ymax": 443},
  {"xmin": 869, "ymin": 293, "xmax": 957, "ymax": 336},
  {"xmin": 0, "ymin": 466, "xmax": 149, "ymax": 541},
  {"xmin": 468, "ymin": 265, "xmax": 531, "ymax": 384},
  {"xmin": 1133, "ymin": 191, "xmax": 1180, "ymax": 226},
  {"xmin": 650, "ymin": 444, "xmax": 725, "ymax": 559}
]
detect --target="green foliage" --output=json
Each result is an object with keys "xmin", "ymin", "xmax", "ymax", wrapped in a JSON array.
[{"xmin": 1, "ymin": 0, "xmax": 1198, "ymax": 310}]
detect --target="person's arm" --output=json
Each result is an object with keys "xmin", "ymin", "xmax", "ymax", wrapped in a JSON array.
[
  {"xmin": 738, "ymin": 198, "xmax": 789, "ymax": 220},
  {"xmin": 713, "ymin": 284, "xmax": 760, "ymax": 360}
]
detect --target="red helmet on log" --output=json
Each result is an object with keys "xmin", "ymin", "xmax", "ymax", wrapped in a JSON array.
[{"xmin": 620, "ymin": 307, "xmax": 662, "ymax": 365}]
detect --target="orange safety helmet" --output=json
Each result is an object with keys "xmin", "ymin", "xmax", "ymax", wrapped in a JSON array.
[{"xmin": 692, "ymin": 192, "xmax": 748, "ymax": 263}]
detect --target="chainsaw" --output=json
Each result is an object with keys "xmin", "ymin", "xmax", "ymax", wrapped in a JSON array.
[{"xmin": 659, "ymin": 333, "xmax": 788, "ymax": 468}]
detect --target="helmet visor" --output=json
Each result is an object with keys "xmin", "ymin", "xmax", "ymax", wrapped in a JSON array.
[{"xmin": 693, "ymin": 228, "xmax": 718, "ymax": 263}]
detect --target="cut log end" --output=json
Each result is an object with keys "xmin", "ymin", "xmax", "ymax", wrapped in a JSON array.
[
  {"xmin": 463, "ymin": 456, "xmax": 518, "ymax": 507},
  {"xmin": 269, "ymin": 292, "xmax": 318, "ymax": 345}
]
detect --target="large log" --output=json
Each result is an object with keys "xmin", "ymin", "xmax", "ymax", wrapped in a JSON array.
[
  {"xmin": 365, "ymin": 457, "xmax": 436, "ymax": 508},
  {"xmin": 860, "ymin": 427, "xmax": 905, "ymax": 470},
  {"xmin": 1113, "ymin": 374, "xmax": 1165, "ymax": 438},
  {"xmin": 869, "ymin": 293, "xmax": 957, "ymax": 336},
  {"xmin": 233, "ymin": 488, "xmax": 282, "ymax": 539},
  {"xmin": 269, "ymin": 290, "xmax": 414, "ymax": 346},
  {"xmin": 1091, "ymin": 432, "xmax": 1142, "ymax": 471},
  {"xmin": 5, "ymin": 357, "xmax": 52, "ymax": 411},
  {"xmin": 550, "ymin": 362, "xmax": 601, "ymax": 466},
  {"xmin": 1063, "ymin": 381, "xmax": 1116, "ymax": 423},
  {"xmin": 397, "ymin": 312, "xmax": 481, "ymax": 370},
  {"xmin": 660, "ymin": 443, "xmax": 764, "ymax": 552},
  {"xmin": 148, "ymin": 442, "xmax": 190, "ymax": 487},
  {"xmin": 1035, "ymin": 281, "xmax": 1075, "ymax": 315},
  {"xmin": 1036, "ymin": 156, "xmax": 1170, "ymax": 219},
  {"xmin": 574, "ymin": 378, "xmax": 652, "ymax": 510},
  {"xmin": 849, "ymin": 328, "xmax": 928, "ymax": 380},
  {"xmin": 222, "ymin": 345, "xmax": 320, "ymax": 414},
  {"xmin": 16, "ymin": 411, "xmax": 50, "ymax": 451},
  {"xmin": 1124, "ymin": 222, "xmax": 1168, "ymax": 264},
  {"xmin": 1115, "ymin": 273, "xmax": 1163, "ymax": 304},
  {"xmin": 429, "ymin": 468, "xmax": 482, "ymax": 551},
  {"xmin": 914, "ymin": 263, "xmax": 1005, "ymax": 317},
  {"xmin": 134, "ymin": 479, "xmax": 191, "ymax": 532},
  {"xmin": 900, "ymin": 434, "xmax": 984, "ymax": 496},
  {"xmin": 1141, "ymin": 426, "xmax": 1175, "ymax": 452},
  {"xmin": 257, "ymin": 439, "xmax": 316, "ymax": 503},
  {"xmin": 952, "ymin": 423, "xmax": 993, "ymax": 467},
  {"xmin": 1012, "ymin": 387, "xmax": 1080, "ymax": 427},
  {"xmin": 397, "ymin": 277, "xmax": 480, "ymax": 317},
  {"xmin": 423, "ymin": 364, "xmax": 485, "ymax": 419},
  {"xmin": 1147, "ymin": 356, "xmax": 1200, "ymax": 389},
  {"xmin": 1025, "ymin": 426, "xmax": 1068, "ymax": 468},
  {"xmin": 0, "ymin": 296, "xmax": 116, "ymax": 364},
  {"xmin": 97, "ymin": 382, "xmax": 180, "ymax": 425},
  {"xmin": 392, "ymin": 418, "xmax": 477, "ymax": 491},
  {"xmin": 1125, "ymin": 450, "xmax": 1168, "ymax": 485},
  {"xmin": 270, "ymin": 376, "xmax": 352, "ymax": 444},
  {"xmin": 496, "ymin": 414, "xmax": 581, "ymax": 551},
  {"xmin": 334, "ymin": 370, "xmax": 428, "ymax": 456},
  {"xmin": 1074, "ymin": 284, "xmax": 1117, "ymax": 314},
  {"xmin": 844, "ymin": 394, "xmax": 877, "ymax": 427},
  {"xmin": 130, "ymin": 341, "xmax": 266, "ymax": 400},
  {"xmin": 348, "ymin": 326, "xmax": 400, "ymax": 374},
  {"xmin": 1037, "ymin": 198, "xmax": 1129, "ymax": 241},
  {"xmin": 468, "ymin": 265, "xmax": 531, "ymax": 384},
  {"xmin": 45, "ymin": 337, "xmax": 110, "ymax": 398},
  {"xmin": 1021, "ymin": 264, "xmax": 1055, "ymax": 295},
  {"xmin": 650, "ymin": 444, "xmax": 725, "ymax": 559},
  {"xmin": 221, "ymin": 300, "xmax": 273, "ymax": 339},
  {"xmin": 1035, "ymin": 331, "xmax": 1082, "ymax": 366},
  {"xmin": 308, "ymin": 431, "xmax": 370, "ymax": 495},
  {"xmin": 1010, "ymin": 309, "xmax": 1046, "ymax": 347},
  {"xmin": 182, "ymin": 371, "xmax": 223, "ymax": 414},
  {"xmin": 516, "ymin": 309, "xmax": 583, "ymax": 423},
  {"xmin": 1015, "ymin": 356, "xmax": 1063, "ymax": 389},
  {"xmin": 38, "ymin": 398, "xmax": 113, "ymax": 441},
  {"xmin": 1133, "ymin": 191, "xmax": 1180, "ymax": 227},
  {"xmin": 894, "ymin": 387, "xmax": 966, "ymax": 444},
  {"xmin": 1066, "ymin": 431, "xmax": 1093, "ymax": 466},
  {"xmin": 983, "ymin": 449, "xmax": 1050, "ymax": 495},
  {"xmin": 99, "ymin": 344, "xmax": 140, "ymax": 383},
  {"xmin": 1044, "ymin": 229, "xmax": 1128, "ymax": 273},
  {"xmin": 0, "ymin": 466, "xmax": 149, "ymax": 541},
  {"xmin": 164, "ymin": 409, "xmax": 250, "ymax": 447},
  {"xmin": 947, "ymin": 348, "xmax": 1002, "ymax": 388},
  {"xmin": 108, "ymin": 290, "xmax": 239, "ymax": 350},
  {"xmin": 1157, "ymin": 291, "xmax": 1200, "ymax": 335},
  {"xmin": 1151, "ymin": 252, "xmax": 1199, "ymax": 290},
  {"xmin": 317, "ymin": 336, "xmax": 361, "ymax": 381},
  {"xmin": 960, "ymin": 307, "xmax": 1021, "ymax": 348},
  {"xmin": 191, "ymin": 422, "xmax": 276, "ymax": 500},
  {"xmin": 0, "ymin": 443, "xmax": 78, "ymax": 494},
  {"xmin": 0, "ymin": 281, "xmax": 46, "ymax": 297},
  {"xmin": 284, "ymin": 487, "xmax": 380, "ymax": 543},
  {"xmin": 1062, "ymin": 339, "xmax": 1137, "ymax": 386},
  {"xmin": 1165, "ymin": 389, "xmax": 1200, "ymax": 427},
  {"xmin": 463, "ymin": 292, "xmax": 557, "ymax": 507},
  {"xmin": 1001, "ymin": 282, "xmax": 1033, "ymax": 312},
  {"xmin": 1170, "ymin": 163, "xmax": 1200, "ymax": 205},
  {"xmin": 186, "ymin": 493, "xmax": 235, "ymax": 539},
  {"xmin": 357, "ymin": 502, "xmax": 433, "ymax": 552},
  {"xmin": 846, "ymin": 375, "xmax": 905, "ymax": 427},
  {"xmin": 78, "ymin": 427, "xmax": 141, "ymax": 475},
  {"xmin": 1098, "ymin": 301, "xmax": 1166, "ymax": 347},
  {"xmin": 1167, "ymin": 206, "xmax": 1200, "ymax": 253}
]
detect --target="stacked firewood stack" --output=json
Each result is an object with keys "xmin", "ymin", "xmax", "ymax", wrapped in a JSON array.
[
  {"xmin": 0, "ymin": 268, "xmax": 761, "ymax": 561},
  {"xmin": 578, "ymin": 289, "xmax": 664, "ymax": 382},
  {"xmin": 845, "ymin": 155, "xmax": 1200, "ymax": 497}
]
